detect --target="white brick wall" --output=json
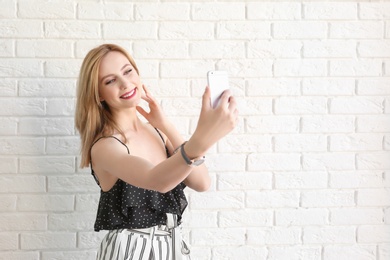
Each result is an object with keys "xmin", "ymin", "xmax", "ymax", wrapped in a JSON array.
[{"xmin": 0, "ymin": 1, "xmax": 389, "ymax": 259}]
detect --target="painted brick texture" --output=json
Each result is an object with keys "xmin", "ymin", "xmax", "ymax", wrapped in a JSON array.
[{"xmin": 0, "ymin": 1, "xmax": 389, "ymax": 260}]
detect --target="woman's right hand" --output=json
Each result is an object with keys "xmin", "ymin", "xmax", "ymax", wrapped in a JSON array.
[{"xmin": 185, "ymin": 86, "xmax": 238, "ymax": 157}]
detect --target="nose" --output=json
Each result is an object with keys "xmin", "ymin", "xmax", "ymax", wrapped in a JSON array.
[{"xmin": 119, "ymin": 76, "xmax": 131, "ymax": 90}]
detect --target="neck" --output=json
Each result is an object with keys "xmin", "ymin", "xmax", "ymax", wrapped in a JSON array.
[{"xmin": 112, "ymin": 107, "xmax": 141, "ymax": 133}]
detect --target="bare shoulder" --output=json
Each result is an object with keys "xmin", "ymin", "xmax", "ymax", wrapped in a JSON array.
[{"xmin": 91, "ymin": 136, "xmax": 129, "ymax": 163}]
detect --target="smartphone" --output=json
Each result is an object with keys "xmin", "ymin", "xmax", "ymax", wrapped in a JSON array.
[{"xmin": 207, "ymin": 70, "xmax": 230, "ymax": 108}]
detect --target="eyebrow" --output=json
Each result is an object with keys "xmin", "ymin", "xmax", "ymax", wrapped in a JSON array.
[{"xmin": 100, "ymin": 64, "xmax": 132, "ymax": 83}]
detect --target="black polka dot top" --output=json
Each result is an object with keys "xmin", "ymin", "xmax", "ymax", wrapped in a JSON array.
[{"xmin": 90, "ymin": 131, "xmax": 188, "ymax": 231}]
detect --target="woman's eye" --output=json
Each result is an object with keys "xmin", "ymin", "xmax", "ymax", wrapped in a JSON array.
[
  {"xmin": 124, "ymin": 69, "xmax": 132, "ymax": 75},
  {"xmin": 105, "ymin": 79, "xmax": 115, "ymax": 85}
]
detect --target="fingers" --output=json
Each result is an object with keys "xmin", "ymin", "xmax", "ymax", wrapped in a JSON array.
[
  {"xmin": 136, "ymin": 106, "xmax": 148, "ymax": 118},
  {"xmin": 201, "ymin": 86, "xmax": 211, "ymax": 110}
]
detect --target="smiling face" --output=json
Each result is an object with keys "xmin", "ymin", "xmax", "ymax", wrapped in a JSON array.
[{"xmin": 98, "ymin": 51, "xmax": 142, "ymax": 112}]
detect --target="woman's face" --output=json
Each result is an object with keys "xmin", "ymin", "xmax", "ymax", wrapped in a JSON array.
[{"xmin": 98, "ymin": 51, "xmax": 142, "ymax": 112}]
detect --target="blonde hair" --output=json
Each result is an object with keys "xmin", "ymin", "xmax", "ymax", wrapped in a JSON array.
[{"xmin": 75, "ymin": 44, "xmax": 139, "ymax": 168}]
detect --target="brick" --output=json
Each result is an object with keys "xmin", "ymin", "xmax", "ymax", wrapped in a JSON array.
[
  {"xmin": 248, "ymin": 153, "xmax": 301, "ymax": 171},
  {"xmin": 18, "ymin": 194, "xmax": 74, "ymax": 212},
  {"xmin": 0, "ymin": 195, "xmax": 16, "ymax": 211},
  {"xmin": 135, "ymin": 3, "xmax": 188, "ymax": 20},
  {"xmin": 143, "ymin": 79, "xmax": 190, "ymax": 97},
  {"xmin": 302, "ymin": 115, "xmax": 355, "ymax": 133},
  {"xmin": 191, "ymin": 228, "xmax": 245, "ymax": 246},
  {"xmin": 218, "ymin": 172, "xmax": 272, "ymax": 190},
  {"xmin": 301, "ymin": 190, "xmax": 355, "ymax": 207},
  {"xmin": 330, "ymin": 97, "xmax": 384, "ymax": 114},
  {"xmin": 45, "ymin": 60, "xmax": 82, "ymax": 78},
  {"xmin": 219, "ymin": 209, "xmax": 273, "ymax": 227},
  {"xmin": 0, "ymin": 98, "xmax": 45, "ymax": 116},
  {"xmin": 303, "ymin": 153, "xmax": 355, "ymax": 171},
  {"xmin": 160, "ymin": 60, "xmax": 214, "ymax": 78},
  {"xmin": 19, "ymin": 79, "xmax": 76, "ymax": 97},
  {"xmin": 302, "ymin": 78, "xmax": 355, "ymax": 96},
  {"xmin": 0, "ymin": 137, "xmax": 43, "ymax": 155},
  {"xmin": 46, "ymin": 98, "xmax": 75, "ymax": 116},
  {"xmin": 21, "ymin": 232, "xmax": 76, "ymax": 250},
  {"xmin": 386, "ymin": 135, "xmax": 390, "ymax": 150},
  {"xmin": 357, "ymin": 152, "xmax": 390, "ymax": 170},
  {"xmin": 276, "ymin": 209, "xmax": 329, "ymax": 226},
  {"xmin": 133, "ymin": 40, "xmax": 188, "ymax": 59},
  {"xmin": 385, "ymin": 60, "xmax": 390, "ymax": 75},
  {"xmin": 0, "ymin": 213, "xmax": 46, "ymax": 231},
  {"xmin": 19, "ymin": 118, "xmax": 74, "ymax": 136},
  {"xmin": 217, "ymin": 22, "xmax": 270, "ymax": 40},
  {"xmin": 42, "ymin": 251, "xmax": 96, "ymax": 260},
  {"xmin": 267, "ymin": 246, "xmax": 321, "ymax": 260},
  {"xmin": 20, "ymin": 156, "xmax": 75, "ymax": 174},
  {"xmin": 247, "ymin": 227, "xmax": 301, "ymax": 245},
  {"xmin": 16, "ymin": 40, "xmax": 73, "ymax": 58},
  {"xmin": 48, "ymin": 175, "xmax": 99, "ymax": 193},
  {"xmin": 0, "ymin": 117, "xmax": 17, "ymax": 135},
  {"xmin": 213, "ymin": 246, "xmax": 267, "ymax": 260},
  {"xmin": 247, "ymin": 2, "xmax": 301, "ymax": 20},
  {"xmin": 330, "ymin": 21, "xmax": 383, "ymax": 39},
  {"xmin": 330, "ymin": 59, "xmax": 382, "ymax": 76},
  {"xmin": 78, "ymin": 2, "xmax": 133, "ymax": 20},
  {"xmin": 378, "ymin": 244, "xmax": 390, "ymax": 260},
  {"xmin": 0, "ymin": 79, "xmax": 17, "ymax": 96},
  {"xmin": 0, "ymin": 175, "xmax": 46, "ymax": 193},
  {"xmin": 304, "ymin": 40, "xmax": 356, "ymax": 58},
  {"xmin": 218, "ymin": 134, "xmax": 271, "ymax": 153},
  {"xmin": 357, "ymin": 189, "xmax": 390, "ymax": 206},
  {"xmin": 274, "ymin": 59, "xmax": 327, "ymax": 77},
  {"xmin": 274, "ymin": 22, "xmax": 327, "ymax": 39},
  {"xmin": 275, "ymin": 97, "xmax": 327, "ymax": 114},
  {"xmin": 330, "ymin": 133, "xmax": 383, "ymax": 152},
  {"xmin": 359, "ymin": 40, "xmax": 390, "ymax": 58},
  {"xmin": 357, "ymin": 115, "xmax": 390, "ymax": 132},
  {"xmin": 0, "ymin": 251, "xmax": 39, "ymax": 260},
  {"xmin": 358, "ymin": 78, "xmax": 390, "ymax": 95},
  {"xmin": 46, "ymin": 137, "xmax": 80, "ymax": 155},
  {"xmin": 134, "ymin": 60, "xmax": 159, "ymax": 78},
  {"xmin": 324, "ymin": 245, "xmax": 376, "ymax": 260},
  {"xmin": 192, "ymin": 3, "xmax": 245, "ymax": 20},
  {"xmin": 331, "ymin": 208, "xmax": 383, "ymax": 225},
  {"xmin": 217, "ymin": 59, "xmax": 273, "ymax": 77},
  {"xmin": 329, "ymin": 171, "xmax": 385, "ymax": 189},
  {"xmin": 190, "ymin": 41, "xmax": 245, "ymax": 59},
  {"xmin": 304, "ymin": 2, "xmax": 357, "ymax": 20},
  {"xmin": 182, "ymin": 211, "xmax": 217, "ymax": 228},
  {"xmin": 0, "ymin": 20, "xmax": 43, "ymax": 38},
  {"xmin": 247, "ymin": 78, "xmax": 300, "ymax": 96},
  {"xmin": 48, "ymin": 213, "xmax": 96, "ymax": 231},
  {"xmin": 0, "ymin": 232, "xmax": 18, "ymax": 250},
  {"xmin": 247, "ymin": 190, "xmax": 299, "ymax": 208},
  {"xmin": 0, "ymin": 0, "xmax": 16, "ymax": 18},
  {"xmin": 248, "ymin": 40, "xmax": 301, "ymax": 58},
  {"xmin": 45, "ymin": 21, "xmax": 100, "ymax": 39},
  {"xmin": 190, "ymin": 191, "xmax": 244, "ymax": 210},
  {"xmin": 0, "ymin": 39, "xmax": 14, "ymax": 57},
  {"xmin": 0, "ymin": 157, "xmax": 17, "ymax": 174},
  {"xmin": 77, "ymin": 232, "xmax": 106, "ymax": 249},
  {"xmin": 75, "ymin": 194, "xmax": 99, "ymax": 211},
  {"xmin": 104, "ymin": 21, "xmax": 157, "ymax": 40},
  {"xmin": 275, "ymin": 171, "xmax": 327, "ymax": 189},
  {"xmin": 275, "ymin": 134, "xmax": 327, "ymax": 152},
  {"xmin": 0, "ymin": 59, "xmax": 43, "ymax": 77},
  {"xmin": 360, "ymin": 3, "xmax": 390, "ymax": 19},
  {"xmin": 247, "ymin": 116, "xmax": 300, "ymax": 134},
  {"xmin": 159, "ymin": 21, "xmax": 214, "ymax": 40},
  {"xmin": 303, "ymin": 226, "xmax": 356, "ymax": 244},
  {"xmin": 201, "ymin": 154, "xmax": 246, "ymax": 172},
  {"xmin": 18, "ymin": 0, "xmax": 74, "ymax": 19}
]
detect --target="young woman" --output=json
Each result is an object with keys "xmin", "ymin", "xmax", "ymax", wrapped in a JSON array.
[{"xmin": 75, "ymin": 44, "xmax": 238, "ymax": 260}]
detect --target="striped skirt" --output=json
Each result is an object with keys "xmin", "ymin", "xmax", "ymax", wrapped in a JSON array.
[{"xmin": 96, "ymin": 214, "xmax": 191, "ymax": 260}]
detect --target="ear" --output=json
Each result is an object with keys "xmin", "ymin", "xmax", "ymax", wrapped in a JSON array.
[{"xmin": 99, "ymin": 96, "xmax": 104, "ymax": 102}]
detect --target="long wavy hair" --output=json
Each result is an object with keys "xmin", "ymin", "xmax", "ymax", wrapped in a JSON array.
[{"xmin": 75, "ymin": 44, "xmax": 139, "ymax": 168}]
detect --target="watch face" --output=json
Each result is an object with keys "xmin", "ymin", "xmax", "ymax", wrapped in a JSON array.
[{"xmin": 192, "ymin": 158, "xmax": 205, "ymax": 166}]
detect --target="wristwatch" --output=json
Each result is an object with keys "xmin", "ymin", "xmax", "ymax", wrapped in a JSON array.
[{"xmin": 180, "ymin": 142, "xmax": 205, "ymax": 167}]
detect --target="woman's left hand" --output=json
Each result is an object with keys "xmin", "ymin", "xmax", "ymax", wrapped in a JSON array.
[{"xmin": 136, "ymin": 84, "xmax": 170, "ymax": 130}]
